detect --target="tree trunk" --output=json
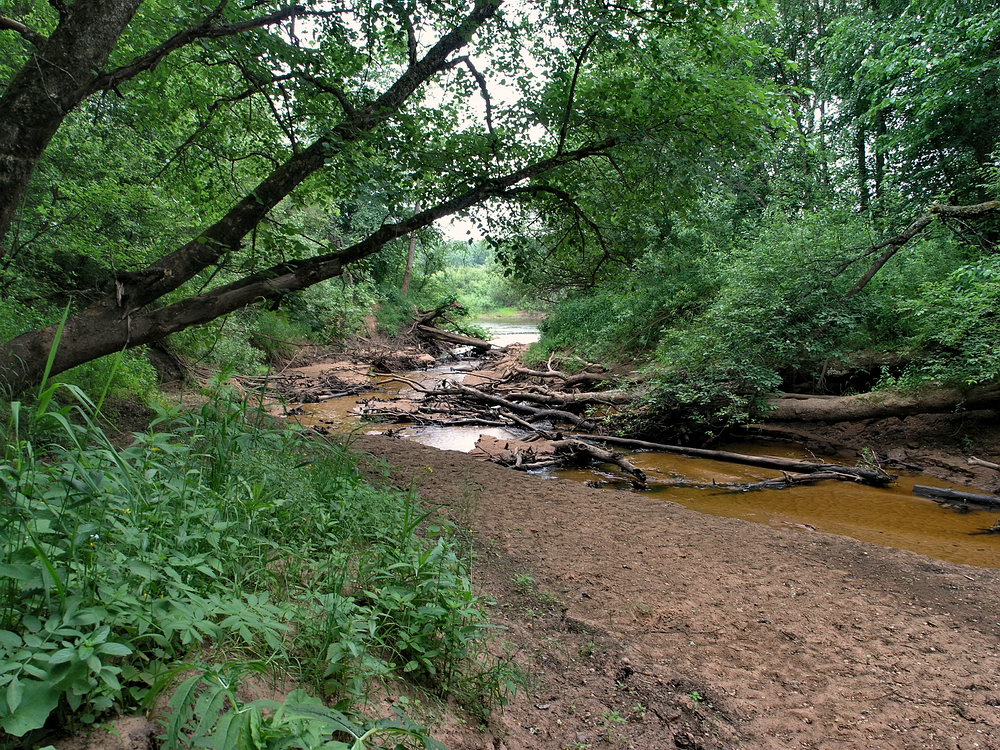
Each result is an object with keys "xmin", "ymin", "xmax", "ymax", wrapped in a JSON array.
[
  {"xmin": 0, "ymin": 137, "xmax": 613, "ymax": 392},
  {"xmin": 767, "ymin": 384, "xmax": 1000, "ymax": 422},
  {"xmin": 0, "ymin": 0, "xmax": 144, "ymax": 254},
  {"xmin": 0, "ymin": 0, "xmax": 512, "ymax": 392},
  {"xmin": 856, "ymin": 125, "xmax": 870, "ymax": 212},
  {"xmin": 401, "ymin": 201, "xmax": 421, "ymax": 296}
]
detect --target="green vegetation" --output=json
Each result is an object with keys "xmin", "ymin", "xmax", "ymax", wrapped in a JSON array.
[
  {"xmin": 0, "ymin": 384, "xmax": 512, "ymax": 744},
  {"xmin": 1, "ymin": 0, "xmax": 998, "ymax": 738},
  {"xmin": 520, "ymin": 1, "xmax": 1000, "ymax": 441}
]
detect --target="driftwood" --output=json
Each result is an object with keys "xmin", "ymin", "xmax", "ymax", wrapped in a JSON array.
[
  {"xmin": 968, "ymin": 456, "xmax": 1000, "ymax": 473},
  {"xmin": 414, "ymin": 324, "xmax": 492, "ymax": 351},
  {"xmin": 374, "ymin": 376, "xmax": 598, "ymax": 431},
  {"xmin": 473, "ymin": 435, "xmax": 647, "ymax": 487},
  {"xmin": 913, "ymin": 485, "xmax": 1000, "ymax": 509},
  {"xmin": 505, "ymin": 388, "xmax": 629, "ymax": 406},
  {"xmin": 568, "ymin": 434, "xmax": 895, "ymax": 486},
  {"xmin": 514, "ymin": 366, "xmax": 612, "ymax": 388}
]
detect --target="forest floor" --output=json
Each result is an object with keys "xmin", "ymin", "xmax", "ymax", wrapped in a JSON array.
[{"xmin": 356, "ymin": 433, "xmax": 1000, "ymax": 750}]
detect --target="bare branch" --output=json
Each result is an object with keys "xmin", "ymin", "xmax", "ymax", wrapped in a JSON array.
[
  {"xmin": 0, "ymin": 15, "xmax": 46, "ymax": 47},
  {"xmin": 845, "ymin": 200, "xmax": 1000, "ymax": 298},
  {"xmin": 558, "ymin": 32, "xmax": 598, "ymax": 154}
]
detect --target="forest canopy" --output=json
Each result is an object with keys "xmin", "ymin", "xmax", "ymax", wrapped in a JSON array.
[{"xmin": 0, "ymin": 0, "xmax": 997, "ymax": 414}]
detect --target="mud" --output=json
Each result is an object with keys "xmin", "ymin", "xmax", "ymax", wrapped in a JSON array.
[{"xmin": 356, "ymin": 434, "xmax": 1000, "ymax": 750}]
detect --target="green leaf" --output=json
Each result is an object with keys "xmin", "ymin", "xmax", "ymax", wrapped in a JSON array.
[
  {"xmin": 6, "ymin": 677, "xmax": 23, "ymax": 713},
  {"xmin": 0, "ymin": 680, "xmax": 60, "ymax": 737},
  {"xmin": 97, "ymin": 642, "xmax": 132, "ymax": 657}
]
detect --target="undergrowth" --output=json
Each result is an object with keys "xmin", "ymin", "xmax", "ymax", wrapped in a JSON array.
[{"xmin": 0, "ymin": 381, "xmax": 515, "ymax": 747}]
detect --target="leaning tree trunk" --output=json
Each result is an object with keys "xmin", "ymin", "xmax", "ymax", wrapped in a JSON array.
[
  {"xmin": 768, "ymin": 383, "xmax": 1000, "ymax": 422},
  {"xmin": 0, "ymin": 0, "xmax": 144, "ymax": 254}
]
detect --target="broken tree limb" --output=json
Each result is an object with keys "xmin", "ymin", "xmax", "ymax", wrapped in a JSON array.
[
  {"xmin": 913, "ymin": 485, "xmax": 1000, "ymax": 508},
  {"xmin": 414, "ymin": 323, "xmax": 492, "ymax": 351},
  {"xmin": 473, "ymin": 435, "xmax": 647, "ymax": 487},
  {"xmin": 504, "ymin": 388, "xmax": 630, "ymax": 406},
  {"xmin": 371, "ymin": 377, "xmax": 598, "ymax": 430},
  {"xmin": 568, "ymin": 433, "xmax": 894, "ymax": 486},
  {"xmin": 968, "ymin": 456, "xmax": 1000, "ymax": 473},
  {"xmin": 448, "ymin": 383, "xmax": 597, "ymax": 430},
  {"xmin": 514, "ymin": 366, "xmax": 612, "ymax": 388}
]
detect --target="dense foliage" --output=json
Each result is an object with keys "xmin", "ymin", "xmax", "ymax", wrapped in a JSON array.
[
  {"xmin": 528, "ymin": 0, "xmax": 1000, "ymax": 440},
  {"xmin": 0, "ymin": 385, "xmax": 510, "ymax": 744}
]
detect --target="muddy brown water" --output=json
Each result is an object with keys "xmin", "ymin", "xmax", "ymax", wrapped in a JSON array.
[{"xmin": 292, "ymin": 319, "xmax": 999, "ymax": 569}]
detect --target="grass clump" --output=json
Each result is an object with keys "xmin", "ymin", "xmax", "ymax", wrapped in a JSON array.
[{"xmin": 0, "ymin": 384, "xmax": 510, "ymax": 747}]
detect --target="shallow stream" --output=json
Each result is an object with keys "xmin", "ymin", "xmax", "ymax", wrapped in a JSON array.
[{"xmin": 297, "ymin": 318, "xmax": 999, "ymax": 569}]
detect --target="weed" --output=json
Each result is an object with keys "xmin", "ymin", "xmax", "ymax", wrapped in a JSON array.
[
  {"xmin": 512, "ymin": 573, "xmax": 537, "ymax": 594},
  {"xmin": 0, "ymin": 386, "xmax": 508, "ymax": 743},
  {"xmin": 599, "ymin": 710, "xmax": 628, "ymax": 743}
]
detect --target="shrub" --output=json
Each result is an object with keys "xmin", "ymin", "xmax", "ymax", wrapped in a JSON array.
[{"xmin": 0, "ymin": 386, "xmax": 506, "ymax": 743}]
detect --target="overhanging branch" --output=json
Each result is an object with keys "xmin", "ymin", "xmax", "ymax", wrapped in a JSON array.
[
  {"xmin": 88, "ymin": 3, "xmax": 307, "ymax": 94},
  {"xmin": 0, "ymin": 15, "xmax": 46, "ymax": 47},
  {"xmin": 845, "ymin": 199, "xmax": 1000, "ymax": 298}
]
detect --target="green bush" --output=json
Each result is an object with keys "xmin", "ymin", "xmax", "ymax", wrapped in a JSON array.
[{"xmin": 0, "ymin": 386, "xmax": 506, "ymax": 743}]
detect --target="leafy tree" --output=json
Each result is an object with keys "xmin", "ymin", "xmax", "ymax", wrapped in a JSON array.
[{"xmin": 0, "ymin": 0, "xmax": 774, "ymax": 392}]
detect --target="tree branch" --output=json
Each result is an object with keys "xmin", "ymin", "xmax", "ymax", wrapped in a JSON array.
[
  {"xmin": 0, "ymin": 15, "xmax": 46, "ymax": 47},
  {"xmin": 388, "ymin": 0, "xmax": 418, "ymax": 66},
  {"xmin": 451, "ymin": 55, "xmax": 495, "ymax": 135},
  {"xmin": 88, "ymin": 4, "xmax": 306, "ymax": 94},
  {"xmin": 845, "ymin": 200, "xmax": 1000, "ymax": 298},
  {"xmin": 558, "ymin": 32, "xmax": 598, "ymax": 155}
]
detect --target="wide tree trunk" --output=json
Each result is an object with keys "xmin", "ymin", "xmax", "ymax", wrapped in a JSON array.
[
  {"xmin": 0, "ymin": 0, "xmax": 143, "ymax": 253},
  {"xmin": 767, "ymin": 384, "xmax": 1000, "ymax": 422}
]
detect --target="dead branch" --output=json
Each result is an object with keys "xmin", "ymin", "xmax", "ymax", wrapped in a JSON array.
[
  {"xmin": 568, "ymin": 434, "xmax": 894, "ymax": 486},
  {"xmin": 968, "ymin": 457, "xmax": 1000, "ymax": 473}
]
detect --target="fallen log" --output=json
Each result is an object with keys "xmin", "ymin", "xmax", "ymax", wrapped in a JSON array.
[
  {"xmin": 568, "ymin": 433, "xmax": 895, "ymax": 486},
  {"xmin": 505, "ymin": 388, "xmax": 630, "ymax": 406},
  {"xmin": 767, "ymin": 383, "xmax": 1000, "ymax": 422},
  {"xmin": 377, "ymin": 376, "xmax": 598, "ymax": 431},
  {"xmin": 474, "ymin": 435, "xmax": 647, "ymax": 487},
  {"xmin": 514, "ymin": 366, "xmax": 613, "ymax": 388},
  {"xmin": 913, "ymin": 485, "xmax": 1000, "ymax": 508},
  {"xmin": 414, "ymin": 324, "xmax": 492, "ymax": 351}
]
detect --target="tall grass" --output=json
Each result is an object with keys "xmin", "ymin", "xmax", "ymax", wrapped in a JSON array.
[{"xmin": 0, "ymin": 385, "xmax": 513, "ymax": 747}]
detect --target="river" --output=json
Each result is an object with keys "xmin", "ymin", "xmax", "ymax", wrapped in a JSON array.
[{"xmin": 297, "ymin": 318, "xmax": 999, "ymax": 568}]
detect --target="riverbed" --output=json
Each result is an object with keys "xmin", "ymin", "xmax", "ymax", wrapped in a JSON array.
[{"xmin": 295, "ymin": 318, "xmax": 999, "ymax": 568}]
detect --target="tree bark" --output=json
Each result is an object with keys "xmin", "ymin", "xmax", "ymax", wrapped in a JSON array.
[
  {"xmin": 767, "ymin": 383, "xmax": 1000, "ymax": 422},
  {"xmin": 0, "ymin": 0, "xmax": 144, "ymax": 254}
]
